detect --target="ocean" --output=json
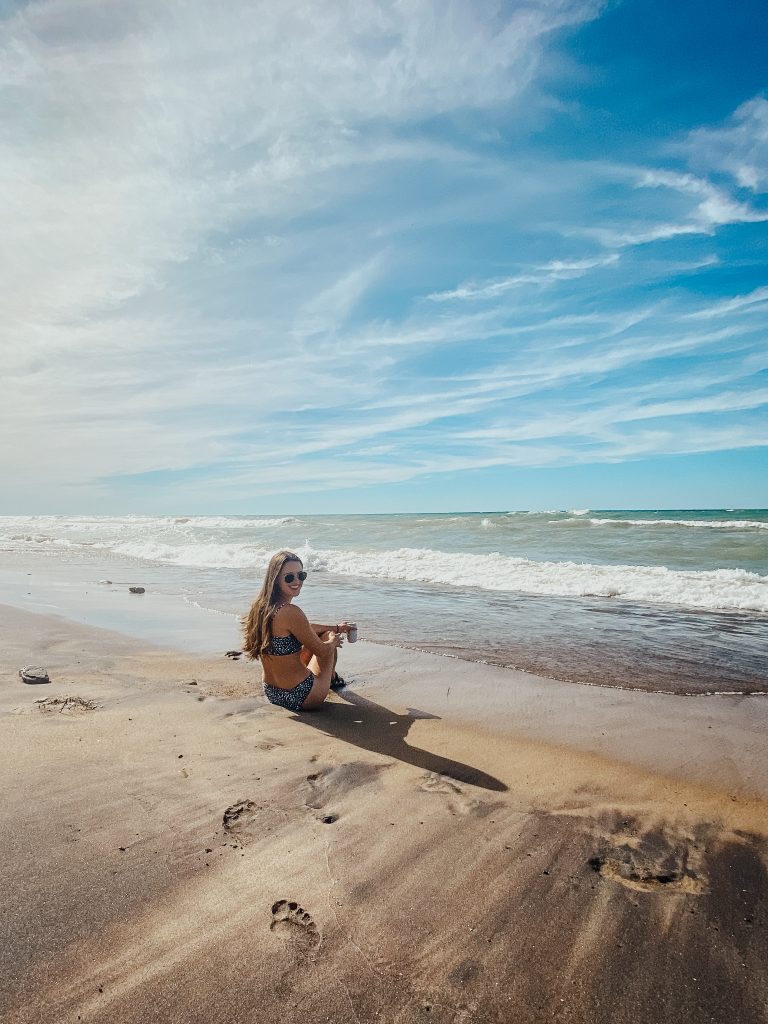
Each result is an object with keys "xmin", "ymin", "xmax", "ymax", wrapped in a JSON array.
[{"xmin": 2, "ymin": 509, "xmax": 767, "ymax": 695}]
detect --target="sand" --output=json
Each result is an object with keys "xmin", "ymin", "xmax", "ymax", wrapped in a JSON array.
[{"xmin": 1, "ymin": 602, "xmax": 767, "ymax": 1024}]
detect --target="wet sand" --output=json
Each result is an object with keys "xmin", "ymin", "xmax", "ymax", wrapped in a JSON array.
[{"xmin": 1, "ymin": 602, "xmax": 767, "ymax": 1024}]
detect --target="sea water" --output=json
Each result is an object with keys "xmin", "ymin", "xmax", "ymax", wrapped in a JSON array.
[{"xmin": 1, "ymin": 510, "xmax": 766, "ymax": 694}]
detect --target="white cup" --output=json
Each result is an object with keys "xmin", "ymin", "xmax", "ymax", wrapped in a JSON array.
[{"xmin": 347, "ymin": 624, "xmax": 358, "ymax": 643}]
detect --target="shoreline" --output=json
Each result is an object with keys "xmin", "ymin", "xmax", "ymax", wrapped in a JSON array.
[
  {"xmin": 2, "ymin": 602, "xmax": 768, "ymax": 1023},
  {"xmin": 2, "ymin": 554, "xmax": 767, "ymax": 696},
  {"xmin": 378, "ymin": 637, "xmax": 768, "ymax": 698},
  {"xmin": 4, "ymin": 599, "xmax": 768, "ymax": 797}
]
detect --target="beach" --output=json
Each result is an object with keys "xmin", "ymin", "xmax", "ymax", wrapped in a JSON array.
[
  {"xmin": 7, "ymin": 0, "xmax": 768, "ymax": 1017},
  {"xmin": 2, "ymin": 601, "xmax": 767, "ymax": 1024}
]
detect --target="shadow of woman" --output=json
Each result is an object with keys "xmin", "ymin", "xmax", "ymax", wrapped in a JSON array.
[{"xmin": 295, "ymin": 689, "xmax": 508, "ymax": 793}]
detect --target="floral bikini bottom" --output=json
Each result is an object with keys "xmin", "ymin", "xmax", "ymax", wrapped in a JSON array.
[{"xmin": 263, "ymin": 672, "xmax": 314, "ymax": 711}]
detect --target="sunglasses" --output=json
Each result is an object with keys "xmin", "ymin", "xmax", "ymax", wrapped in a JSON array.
[{"xmin": 283, "ymin": 571, "xmax": 307, "ymax": 583}]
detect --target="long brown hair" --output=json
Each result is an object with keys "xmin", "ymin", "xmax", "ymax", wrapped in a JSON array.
[{"xmin": 242, "ymin": 550, "xmax": 302, "ymax": 660}]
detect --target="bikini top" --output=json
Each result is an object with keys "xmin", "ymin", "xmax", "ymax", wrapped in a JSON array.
[{"xmin": 267, "ymin": 632, "xmax": 302, "ymax": 656}]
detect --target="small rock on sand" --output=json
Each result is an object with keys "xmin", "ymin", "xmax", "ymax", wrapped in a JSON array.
[
  {"xmin": 19, "ymin": 666, "xmax": 50, "ymax": 685},
  {"xmin": 128, "ymin": 586, "xmax": 145, "ymax": 594}
]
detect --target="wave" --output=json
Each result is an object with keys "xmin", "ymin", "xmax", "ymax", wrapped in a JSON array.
[
  {"xmin": 504, "ymin": 510, "xmax": 565, "ymax": 516},
  {"xmin": 108, "ymin": 540, "xmax": 275, "ymax": 569},
  {"xmin": 3, "ymin": 517, "xmax": 766, "ymax": 614},
  {"xmin": 260, "ymin": 544, "xmax": 768, "ymax": 613},
  {"xmin": 100, "ymin": 537, "xmax": 331, "ymax": 572},
  {"xmin": 2, "ymin": 533, "xmax": 83, "ymax": 547},
  {"xmin": 556, "ymin": 517, "xmax": 768, "ymax": 530},
  {"xmin": 309, "ymin": 546, "xmax": 768, "ymax": 612},
  {"xmin": 0, "ymin": 514, "xmax": 297, "ymax": 531},
  {"xmin": 182, "ymin": 516, "xmax": 298, "ymax": 530}
]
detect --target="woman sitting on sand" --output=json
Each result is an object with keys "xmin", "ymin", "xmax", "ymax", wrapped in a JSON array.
[{"xmin": 242, "ymin": 550, "xmax": 355, "ymax": 712}]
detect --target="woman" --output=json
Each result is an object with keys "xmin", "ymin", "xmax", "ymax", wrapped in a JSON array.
[{"xmin": 242, "ymin": 550, "xmax": 355, "ymax": 712}]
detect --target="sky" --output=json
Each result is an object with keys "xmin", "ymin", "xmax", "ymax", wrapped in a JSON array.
[{"xmin": 2, "ymin": 0, "xmax": 767, "ymax": 514}]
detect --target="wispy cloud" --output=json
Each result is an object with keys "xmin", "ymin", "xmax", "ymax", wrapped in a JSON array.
[
  {"xmin": 1, "ymin": 1, "xmax": 766, "ymax": 510},
  {"xmin": 577, "ymin": 162, "xmax": 768, "ymax": 248},
  {"xmin": 427, "ymin": 254, "xmax": 620, "ymax": 302},
  {"xmin": 684, "ymin": 286, "xmax": 768, "ymax": 320},
  {"xmin": 635, "ymin": 168, "xmax": 768, "ymax": 228},
  {"xmin": 682, "ymin": 94, "xmax": 768, "ymax": 193}
]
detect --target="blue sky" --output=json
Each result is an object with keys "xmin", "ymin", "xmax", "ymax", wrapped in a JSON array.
[{"xmin": 2, "ymin": 0, "xmax": 767, "ymax": 513}]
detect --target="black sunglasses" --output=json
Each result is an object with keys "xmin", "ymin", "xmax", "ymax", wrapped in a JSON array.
[{"xmin": 283, "ymin": 571, "xmax": 307, "ymax": 583}]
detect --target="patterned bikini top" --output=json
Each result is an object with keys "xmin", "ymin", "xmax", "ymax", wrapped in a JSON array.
[{"xmin": 268, "ymin": 632, "xmax": 302, "ymax": 656}]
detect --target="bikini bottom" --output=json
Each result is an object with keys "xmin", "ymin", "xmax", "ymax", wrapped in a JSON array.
[{"xmin": 263, "ymin": 672, "xmax": 314, "ymax": 711}]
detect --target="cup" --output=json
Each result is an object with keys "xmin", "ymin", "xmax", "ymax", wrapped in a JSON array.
[{"xmin": 346, "ymin": 623, "xmax": 358, "ymax": 643}]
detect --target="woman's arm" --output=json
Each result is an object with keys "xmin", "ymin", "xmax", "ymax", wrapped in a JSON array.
[
  {"xmin": 309, "ymin": 621, "xmax": 336, "ymax": 635},
  {"xmin": 280, "ymin": 606, "xmax": 341, "ymax": 657},
  {"xmin": 310, "ymin": 620, "xmax": 353, "ymax": 636}
]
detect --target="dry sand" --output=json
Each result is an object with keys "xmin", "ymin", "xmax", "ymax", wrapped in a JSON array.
[{"xmin": 1, "ymin": 602, "xmax": 767, "ymax": 1024}]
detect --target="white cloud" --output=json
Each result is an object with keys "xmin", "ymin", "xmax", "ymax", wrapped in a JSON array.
[
  {"xmin": 0, "ymin": 2, "xmax": 765, "ymax": 509},
  {"xmin": 1, "ymin": 0, "xmax": 595, "ymax": 332},
  {"xmin": 684, "ymin": 286, "xmax": 768, "ymax": 320},
  {"xmin": 1, "ymin": 0, "xmax": 604, "ymax": 487},
  {"xmin": 682, "ymin": 94, "xmax": 768, "ymax": 193},
  {"xmin": 636, "ymin": 169, "xmax": 768, "ymax": 230},
  {"xmin": 427, "ymin": 254, "xmax": 620, "ymax": 302},
  {"xmin": 577, "ymin": 165, "xmax": 768, "ymax": 249}
]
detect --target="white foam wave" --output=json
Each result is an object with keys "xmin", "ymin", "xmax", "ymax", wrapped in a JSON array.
[
  {"xmin": 505, "ymin": 510, "xmax": 562, "ymax": 516},
  {"xmin": 557, "ymin": 517, "xmax": 768, "ymax": 530},
  {"xmin": 2, "ymin": 516, "xmax": 766, "ymax": 613},
  {"xmin": 0, "ymin": 533, "xmax": 83, "ymax": 547},
  {"xmin": 1, "ymin": 514, "xmax": 297, "ymax": 533},
  {"xmin": 316, "ymin": 546, "xmax": 768, "ymax": 612},
  {"xmin": 184, "ymin": 516, "xmax": 298, "ymax": 530},
  {"xmin": 110, "ymin": 539, "xmax": 275, "ymax": 569}
]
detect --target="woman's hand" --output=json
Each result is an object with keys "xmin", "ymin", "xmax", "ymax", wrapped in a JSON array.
[{"xmin": 326, "ymin": 630, "xmax": 344, "ymax": 649}]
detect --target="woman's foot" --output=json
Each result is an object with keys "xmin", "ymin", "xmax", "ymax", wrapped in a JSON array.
[{"xmin": 330, "ymin": 672, "xmax": 346, "ymax": 690}]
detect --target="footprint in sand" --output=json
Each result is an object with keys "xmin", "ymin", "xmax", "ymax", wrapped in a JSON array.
[
  {"xmin": 419, "ymin": 771, "xmax": 490, "ymax": 817},
  {"xmin": 305, "ymin": 761, "xmax": 387, "ymax": 810},
  {"xmin": 270, "ymin": 900, "xmax": 321, "ymax": 954},
  {"xmin": 222, "ymin": 799, "xmax": 277, "ymax": 846},
  {"xmin": 589, "ymin": 823, "xmax": 707, "ymax": 895},
  {"xmin": 254, "ymin": 737, "xmax": 282, "ymax": 752}
]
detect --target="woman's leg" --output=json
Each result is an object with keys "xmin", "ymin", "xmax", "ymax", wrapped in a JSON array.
[
  {"xmin": 300, "ymin": 643, "xmax": 338, "ymax": 674},
  {"xmin": 301, "ymin": 645, "xmax": 337, "ymax": 710}
]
